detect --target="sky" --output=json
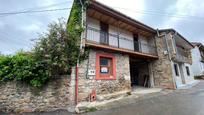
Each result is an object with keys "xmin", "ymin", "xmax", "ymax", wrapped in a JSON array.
[{"xmin": 0, "ymin": 0, "xmax": 204, "ymax": 54}]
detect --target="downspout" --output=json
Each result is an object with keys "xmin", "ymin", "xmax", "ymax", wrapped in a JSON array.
[
  {"xmin": 157, "ymin": 29, "xmax": 177, "ymax": 89},
  {"xmin": 75, "ymin": 0, "xmax": 84, "ymax": 105}
]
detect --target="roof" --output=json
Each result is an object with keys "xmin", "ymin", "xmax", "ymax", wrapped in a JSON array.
[
  {"xmin": 88, "ymin": 0, "xmax": 156, "ymax": 34},
  {"xmin": 191, "ymin": 42, "xmax": 202, "ymax": 47},
  {"xmin": 191, "ymin": 42, "xmax": 204, "ymax": 50},
  {"xmin": 159, "ymin": 28, "xmax": 194, "ymax": 48}
]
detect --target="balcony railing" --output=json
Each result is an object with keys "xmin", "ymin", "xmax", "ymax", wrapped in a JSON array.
[
  {"xmin": 86, "ymin": 27, "xmax": 157, "ymax": 56},
  {"xmin": 175, "ymin": 47, "xmax": 189, "ymax": 62},
  {"xmin": 200, "ymin": 56, "xmax": 204, "ymax": 62}
]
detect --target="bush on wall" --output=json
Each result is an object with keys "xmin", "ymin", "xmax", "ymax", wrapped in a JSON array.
[{"xmin": 0, "ymin": 52, "xmax": 48, "ymax": 87}]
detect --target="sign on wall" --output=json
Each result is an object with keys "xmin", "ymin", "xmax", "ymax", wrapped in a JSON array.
[
  {"xmin": 101, "ymin": 67, "xmax": 108, "ymax": 73},
  {"xmin": 88, "ymin": 69, "xmax": 95, "ymax": 76}
]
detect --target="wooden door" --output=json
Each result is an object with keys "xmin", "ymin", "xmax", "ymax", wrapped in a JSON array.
[
  {"xmin": 133, "ymin": 34, "xmax": 139, "ymax": 51},
  {"xmin": 100, "ymin": 22, "xmax": 109, "ymax": 45}
]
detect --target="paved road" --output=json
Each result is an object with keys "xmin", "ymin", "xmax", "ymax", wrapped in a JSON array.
[
  {"xmin": 85, "ymin": 81, "xmax": 204, "ymax": 115},
  {"xmin": 2, "ymin": 81, "xmax": 204, "ymax": 115}
]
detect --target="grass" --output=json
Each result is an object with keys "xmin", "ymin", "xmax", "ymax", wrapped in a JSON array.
[
  {"xmin": 127, "ymin": 91, "xmax": 132, "ymax": 95},
  {"xmin": 86, "ymin": 107, "xmax": 97, "ymax": 112}
]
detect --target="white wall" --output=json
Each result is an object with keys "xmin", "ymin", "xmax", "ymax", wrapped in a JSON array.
[
  {"xmin": 86, "ymin": 17, "xmax": 155, "ymax": 53},
  {"xmin": 139, "ymin": 35, "xmax": 148, "ymax": 53},
  {"xmin": 171, "ymin": 61, "xmax": 195, "ymax": 88},
  {"xmin": 86, "ymin": 17, "xmax": 100, "ymax": 43},
  {"xmin": 191, "ymin": 46, "xmax": 204, "ymax": 76},
  {"xmin": 171, "ymin": 61, "xmax": 183, "ymax": 87},
  {"xmin": 86, "ymin": 16, "xmax": 134, "ymax": 50},
  {"xmin": 182, "ymin": 63, "xmax": 195, "ymax": 84},
  {"xmin": 109, "ymin": 25, "xmax": 134, "ymax": 50}
]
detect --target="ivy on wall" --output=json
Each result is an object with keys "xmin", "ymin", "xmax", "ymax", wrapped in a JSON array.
[{"xmin": 67, "ymin": 0, "xmax": 90, "ymax": 68}]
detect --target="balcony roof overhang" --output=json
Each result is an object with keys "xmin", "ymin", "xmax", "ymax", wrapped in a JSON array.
[
  {"xmin": 85, "ymin": 40, "xmax": 158, "ymax": 60},
  {"xmin": 192, "ymin": 42, "xmax": 204, "ymax": 51},
  {"xmin": 87, "ymin": 0, "xmax": 156, "ymax": 37},
  {"xmin": 159, "ymin": 29, "xmax": 194, "ymax": 50}
]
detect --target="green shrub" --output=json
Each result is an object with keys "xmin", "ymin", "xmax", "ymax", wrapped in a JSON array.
[
  {"xmin": 0, "ymin": 55, "xmax": 14, "ymax": 81},
  {"xmin": 0, "ymin": 52, "xmax": 49, "ymax": 87}
]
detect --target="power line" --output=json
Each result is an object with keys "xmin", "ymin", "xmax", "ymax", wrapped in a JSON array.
[
  {"xmin": 0, "ymin": 0, "xmax": 73, "ymax": 17},
  {"xmin": 112, "ymin": 7, "xmax": 204, "ymax": 20},
  {"xmin": 0, "ymin": 4, "xmax": 202, "ymax": 21},
  {"xmin": 0, "ymin": 8, "xmax": 71, "ymax": 17},
  {"xmin": 0, "ymin": 8, "xmax": 71, "ymax": 15}
]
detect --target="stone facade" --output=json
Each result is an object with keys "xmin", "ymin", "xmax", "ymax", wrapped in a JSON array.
[
  {"xmin": 162, "ymin": 32, "xmax": 192, "ymax": 64},
  {"xmin": 76, "ymin": 49, "xmax": 131, "ymax": 102},
  {"xmin": 0, "ymin": 76, "xmax": 74, "ymax": 113},
  {"xmin": 150, "ymin": 35, "xmax": 176, "ymax": 89},
  {"xmin": 151, "ymin": 31, "xmax": 193, "ymax": 89}
]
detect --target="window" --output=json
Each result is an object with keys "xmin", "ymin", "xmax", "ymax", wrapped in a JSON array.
[
  {"xmin": 100, "ymin": 58, "xmax": 112, "ymax": 74},
  {"xmin": 186, "ymin": 66, "xmax": 190, "ymax": 76},
  {"xmin": 174, "ymin": 64, "xmax": 179, "ymax": 76},
  {"xmin": 96, "ymin": 53, "xmax": 116, "ymax": 80}
]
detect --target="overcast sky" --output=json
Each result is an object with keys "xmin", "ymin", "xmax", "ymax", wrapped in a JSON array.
[{"xmin": 0, "ymin": 0, "xmax": 204, "ymax": 54}]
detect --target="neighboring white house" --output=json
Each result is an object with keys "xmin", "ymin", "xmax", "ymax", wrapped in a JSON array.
[{"xmin": 191, "ymin": 42, "xmax": 204, "ymax": 76}]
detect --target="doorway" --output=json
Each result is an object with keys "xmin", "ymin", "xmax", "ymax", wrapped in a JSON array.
[
  {"xmin": 133, "ymin": 34, "xmax": 139, "ymax": 52},
  {"xmin": 130, "ymin": 58, "xmax": 151, "ymax": 88},
  {"xmin": 100, "ymin": 22, "xmax": 109, "ymax": 45}
]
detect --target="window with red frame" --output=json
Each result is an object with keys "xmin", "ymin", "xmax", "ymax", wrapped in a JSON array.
[{"xmin": 96, "ymin": 53, "xmax": 116, "ymax": 80}]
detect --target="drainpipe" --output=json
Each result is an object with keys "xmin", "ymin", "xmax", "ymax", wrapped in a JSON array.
[
  {"xmin": 157, "ymin": 29, "xmax": 177, "ymax": 89},
  {"xmin": 75, "ymin": 0, "xmax": 84, "ymax": 105}
]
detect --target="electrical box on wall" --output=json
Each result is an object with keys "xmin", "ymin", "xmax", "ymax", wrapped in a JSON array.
[{"xmin": 88, "ymin": 69, "xmax": 95, "ymax": 76}]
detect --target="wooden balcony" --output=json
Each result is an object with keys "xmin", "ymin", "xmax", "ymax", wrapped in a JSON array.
[
  {"xmin": 175, "ymin": 46, "xmax": 189, "ymax": 63},
  {"xmin": 85, "ymin": 27, "xmax": 158, "ymax": 59}
]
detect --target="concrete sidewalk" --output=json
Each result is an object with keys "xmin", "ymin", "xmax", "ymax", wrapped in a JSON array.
[
  {"xmin": 177, "ymin": 80, "xmax": 200, "ymax": 89},
  {"xmin": 75, "ymin": 88, "xmax": 171, "ymax": 113}
]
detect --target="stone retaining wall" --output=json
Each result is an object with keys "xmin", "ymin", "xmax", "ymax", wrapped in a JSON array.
[{"xmin": 0, "ymin": 76, "xmax": 74, "ymax": 113}]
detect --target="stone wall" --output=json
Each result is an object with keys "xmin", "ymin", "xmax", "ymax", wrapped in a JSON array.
[
  {"xmin": 77, "ymin": 49, "xmax": 131, "ymax": 102},
  {"xmin": 150, "ymin": 35, "xmax": 176, "ymax": 89},
  {"xmin": 0, "ymin": 76, "xmax": 74, "ymax": 113}
]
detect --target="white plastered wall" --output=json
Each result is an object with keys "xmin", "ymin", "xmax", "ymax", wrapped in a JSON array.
[
  {"xmin": 182, "ymin": 63, "xmax": 195, "ymax": 84},
  {"xmin": 191, "ymin": 46, "xmax": 203, "ymax": 76}
]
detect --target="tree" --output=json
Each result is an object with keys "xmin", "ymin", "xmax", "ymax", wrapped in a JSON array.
[{"xmin": 34, "ymin": 18, "xmax": 71, "ymax": 77}]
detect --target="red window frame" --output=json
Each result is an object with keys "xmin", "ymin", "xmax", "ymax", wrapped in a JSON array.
[{"xmin": 96, "ymin": 53, "xmax": 116, "ymax": 80}]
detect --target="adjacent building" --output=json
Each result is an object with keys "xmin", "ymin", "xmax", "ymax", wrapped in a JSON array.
[
  {"xmin": 157, "ymin": 29, "xmax": 195, "ymax": 88},
  {"xmin": 69, "ymin": 0, "xmax": 196, "ymax": 104},
  {"xmin": 191, "ymin": 42, "xmax": 204, "ymax": 76}
]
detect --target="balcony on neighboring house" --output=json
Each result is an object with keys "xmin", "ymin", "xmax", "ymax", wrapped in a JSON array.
[
  {"xmin": 200, "ymin": 51, "xmax": 204, "ymax": 62},
  {"xmin": 201, "ymin": 56, "xmax": 204, "ymax": 62},
  {"xmin": 175, "ymin": 46, "xmax": 189, "ymax": 63}
]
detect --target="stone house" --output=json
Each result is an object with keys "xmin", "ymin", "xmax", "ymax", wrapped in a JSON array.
[
  {"xmin": 157, "ymin": 29, "xmax": 195, "ymax": 88},
  {"xmin": 69, "ymin": 0, "xmax": 195, "ymax": 104},
  {"xmin": 191, "ymin": 42, "xmax": 204, "ymax": 76}
]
